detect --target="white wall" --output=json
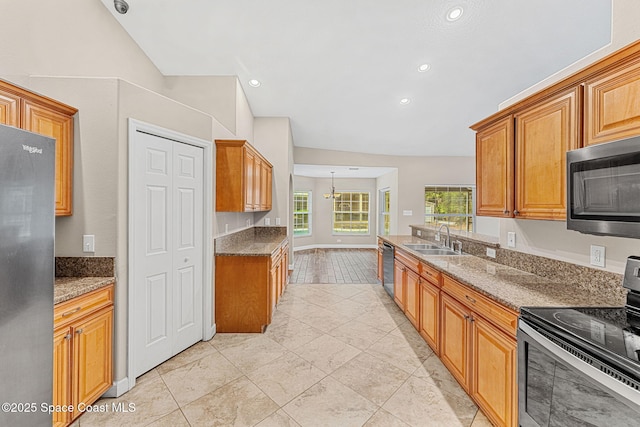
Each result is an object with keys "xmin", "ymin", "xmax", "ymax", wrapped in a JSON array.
[
  {"xmin": 294, "ymin": 148, "xmax": 476, "ymax": 235},
  {"xmin": 253, "ymin": 117, "xmax": 294, "ymax": 226},
  {"xmin": 483, "ymin": 0, "xmax": 640, "ymax": 274},
  {"xmin": 293, "ymin": 175, "xmax": 378, "ymax": 248},
  {"xmin": 376, "ymin": 169, "xmax": 399, "ymax": 236}
]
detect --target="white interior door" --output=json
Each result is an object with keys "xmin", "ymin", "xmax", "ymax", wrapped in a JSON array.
[{"xmin": 132, "ymin": 131, "xmax": 203, "ymax": 377}]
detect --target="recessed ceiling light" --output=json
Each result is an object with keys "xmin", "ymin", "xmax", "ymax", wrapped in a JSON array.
[
  {"xmin": 418, "ymin": 64, "xmax": 431, "ymax": 72},
  {"xmin": 446, "ymin": 6, "xmax": 463, "ymax": 21},
  {"xmin": 400, "ymin": 98, "xmax": 411, "ymax": 105},
  {"xmin": 248, "ymin": 79, "xmax": 261, "ymax": 87}
]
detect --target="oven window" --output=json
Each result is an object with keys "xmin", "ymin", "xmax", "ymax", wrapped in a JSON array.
[
  {"xmin": 524, "ymin": 343, "xmax": 640, "ymax": 426},
  {"xmin": 570, "ymin": 152, "xmax": 640, "ymax": 222}
]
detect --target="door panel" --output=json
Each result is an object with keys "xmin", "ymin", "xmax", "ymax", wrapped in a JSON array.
[{"xmin": 133, "ymin": 131, "xmax": 203, "ymax": 377}]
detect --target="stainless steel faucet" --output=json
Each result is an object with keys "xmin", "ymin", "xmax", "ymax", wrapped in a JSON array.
[{"xmin": 437, "ymin": 223, "xmax": 451, "ymax": 249}]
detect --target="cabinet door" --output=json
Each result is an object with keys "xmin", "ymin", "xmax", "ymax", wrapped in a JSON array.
[
  {"xmin": 585, "ymin": 60, "xmax": 640, "ymax": 146},
  {"xmin": 73, "ymin": 308, "xmax": 113, "ymax": 420},
  {"xmin": 419, "ymin": 280, "xmax": 439, "ymax": 353},
  {"xmin": 244, "ymin": 148, "xmax": 256, "ymax": 211},
  {"xmin": 472, "ymin": 316, "xmax": 517, "ymax": 427},
  {"xmin": 377, "ymin": 248, "xmax": 384, "ymax": 281},
  {"xmin": 22, "ymin": 99, "xmax": 74, "ymax": 216},
  {"xmin": 260, "ymin": 161, "xmax": 269, "ymax": 211},
  {"xmin": 53, "ymin": 327, "xmax": 72, "ymax": 427},
  {"xmin": 405, "ymin": 269, "xmax": 420, "ymax": 329},
  {"xmin": 254, "ymin": 157, "xmax": 262, "ymax": 211},
  {"xmin": 475, "ymin": 116, "xmax": 514, "ymax": 217},
  {"xmin": 269, "ymin": 264, "xmax": 278, "ymax": 320},
  {"xmin": 393, "ymin": 259, "xmax": 405, "ymax": 310},
  {"xmin": 0, "ymin": 90, "xmax": 20, "ymax": 126},
  {"xmin": 265, "ymin": 166, "xmax": 273, "ymax": 210},
  {"xmin": 515, "ymin": 87, "xmax": 581, "ymax": 220},
  {"xmin": 440, "ymin": 293, "xmax": 471, "ymax": 391},
  {"xmin": 280, "ymin": 246, "xmax": 288, "ymax": 293}
]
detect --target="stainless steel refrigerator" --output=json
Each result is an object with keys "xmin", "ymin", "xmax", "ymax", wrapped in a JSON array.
[{"xmin": 0, "ymin": 124, "xmax": 55, "ymax": 426}]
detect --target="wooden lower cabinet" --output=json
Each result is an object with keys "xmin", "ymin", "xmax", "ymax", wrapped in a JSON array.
[
  {"xmin": 53, "ymin": 285, "xmax": 114, "ymax": 427},
  {"xmin": 440, "ymin": 277, "xmax": 518, "ymax": 427},
  {"xmin": 404, "ymin": 268, "xmax": 420, "ymax": 329},
  {"xmin": 419, "ymin": 278, "xmax": 440, "ymax": 353},
  {"xmin": 216, "ymin": 240, "xmax": 288, "ymax": 332},
  {"xmin": 472, "ymin": 316, "xmax": 517, "ymax": 427},
  {"xmin": 440, "ymin": 293, "xmax": 472, "ymax": 392},
  {"xmin": 393, "ymin": 259, "xmax": 405, "ymax": 311},
  {"xmin": 53, "ymin": 328, "xmax": 72, "ymax": 427}
]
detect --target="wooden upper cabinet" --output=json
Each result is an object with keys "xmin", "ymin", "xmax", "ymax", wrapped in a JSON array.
[
  {"xmin": 215, "ymin": 140, "xmax": 273, "ymax": 212},
  {"xmin": 244, "ymin": 147, "xmax": 256, "ymax": 211},
  {"xmin": 514, "ymin": 86, "xmax": 581, "ymax": 220},
  {"xmin": 475, "ymin": 116, "xmax": 514, "ymax": 217},
  {"xmin": 0, "ymin": 80, "xmax": 76, "ymax": 216},
  {"xmin": 22, "ymin": 99, "xmax": 75, "ymax": 216},
  {"xmin": 585, "ymin": 59, "xmax": 640, "ymax": 146},
  {"xmin": 0, "ymin": 90, "xmax": 20, "ymax": 126}
]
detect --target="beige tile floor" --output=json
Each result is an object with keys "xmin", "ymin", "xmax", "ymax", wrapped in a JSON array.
[{"xmin": 77, "ymin": 283, "xmax": 494, "ymax": 427}]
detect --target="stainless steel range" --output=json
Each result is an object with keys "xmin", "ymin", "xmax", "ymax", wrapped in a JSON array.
[{"xmin": 518, "ymin": 256, "xmax": 640, "ymax": 427}]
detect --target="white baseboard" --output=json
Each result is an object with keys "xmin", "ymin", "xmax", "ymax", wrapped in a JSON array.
[
  {"xmin": 294, "ymin": 244, "xmax": 377, "ymax": 251},
  {"xmin": 103, "ymin": 377, "xmax": 130, "ymax": 397}
]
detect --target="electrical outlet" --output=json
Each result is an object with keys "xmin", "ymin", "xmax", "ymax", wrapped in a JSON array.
[
  {"xmin": 416, "ymin": 230, "xmax": 422, "ymax": 237},
  {"xmin": 225, "ymin": 224, "xmax": 229, "ymax": 233},
  {"xmin": 83, "ymin": 235, "xmax": 95, "ymax": 253},
  {"xmin": 265, "ymin": 218, "xmax": 271, "ymax": 226},
  {"xmin": 507, "ymin": 232, "xmax": 516, "ymax": 248},
  {"xmin": 275, "ymin": 218, "xmax": 281, "ymax": 225},
  {"xmin": 486, "ymin": 248, "xmax": 496, "ymax": 258},
  {"xmin": 435, "ymin": 233, "xmax": 440, "ymax": 242},
  {"xmin": 590, "ymin": 245, "xmax": 605, "ymax": 267}
]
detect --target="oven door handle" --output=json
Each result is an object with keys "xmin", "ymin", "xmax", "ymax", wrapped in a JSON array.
[{"xmin": 519, "ymin": 320, "xmax": 640, "ymax": 410}]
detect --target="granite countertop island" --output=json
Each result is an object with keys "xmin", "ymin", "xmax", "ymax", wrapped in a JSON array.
[
  {"xmin": 54, "ymin": 277, "xmax": 115, "ymax": 305},
  {"xmin": 379, "ymin": 235, "xmax": 626, "ymax": 311},
  {"xmin": 215, "ymin": 226, "xmax": 288, "ymax": 256}
]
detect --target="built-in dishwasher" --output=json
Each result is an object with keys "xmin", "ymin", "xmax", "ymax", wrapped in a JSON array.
[{"xmin": 382, "ymin": 242, "xmax": 394, "ymax": 298}]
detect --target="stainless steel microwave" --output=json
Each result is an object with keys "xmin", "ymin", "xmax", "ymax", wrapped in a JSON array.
[{"xmin": 567, "ymin": 136, "xmax": 640, "ymax": 238}]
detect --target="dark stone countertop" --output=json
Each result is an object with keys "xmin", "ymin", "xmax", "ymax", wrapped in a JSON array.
[
  {"xmin": 379, "ymin": 235, "xmax": 626, "ymax": 311},
  {"xmin": 54, "ymin": 277, "xmax": 115, "ymax": 305}
]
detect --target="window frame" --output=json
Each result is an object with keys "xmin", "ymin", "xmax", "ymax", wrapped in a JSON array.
[
  {"xmin": 293, "ymin": 190, "xmax": 312, "ymax": 237},
  {"xmin": 424, "ymin": 185, "xmax": 476, "ymax": 233},
  {"xmin": 332, "ymin": 191, "xmax": 371, "ymax": 236}
]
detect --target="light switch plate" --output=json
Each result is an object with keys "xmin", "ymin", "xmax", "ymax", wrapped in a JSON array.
[
  {"xmin": 275, "ymin": 217, "xmax": 281, "ymax": 225},
  {"xmin": 590, "ymin": 245, "xmax": 605, "ymax": 267},
  {"xmin": 403, "ymin": 210, "xmax": 413, "ymax": 216},
  {"xmin": 264, "ymin": 218, "xmax": 271, "ymax": 226},
  {"xmin": 83, "ymin": 235, "xmax": 95, "ymax": 253},
  {"xmin": 507, "ymin": 232, "xmax": 516, "ymax": 248}
]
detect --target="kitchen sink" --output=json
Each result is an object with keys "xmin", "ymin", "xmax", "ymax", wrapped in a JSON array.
[
  {"xmin": 402, "ymin": 243, "xmax": 441, "ymax": 250},
  {"xmin": 414, "ymin": 248, "xmax": 461, "ymax": 256}
]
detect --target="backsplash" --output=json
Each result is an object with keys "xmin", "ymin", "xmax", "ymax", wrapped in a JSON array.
[
  {"xmin": 215, "ymin": 226, "xmax": 287, "ymax": 253},
  {"xmin": 55, "ymin": 257, "xmax": 115, "ymax": 277},
  {"xmin": 410, "ymin": 225, "xmax": 627, "ymax": 302}
]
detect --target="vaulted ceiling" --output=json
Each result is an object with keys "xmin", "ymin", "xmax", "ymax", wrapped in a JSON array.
[{"xmin": 100, "ymin": 0, "xmax": 611, "ymax": 156}]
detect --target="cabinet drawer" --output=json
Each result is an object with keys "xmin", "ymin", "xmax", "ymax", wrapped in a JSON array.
[
  {"xmin": 442, "ymin": 275, "xmax": 518, "ymax": 337},
  {"xmin": 420, "ymin": 262, "xmax": 441, "ymax": 286},
  {"xmin": 395, "ymin": 249, "xmax": 419, "ymax": 273},
  {"xmin": 54, "ymin": 285, "xmax": 114, "ymax": 329}
]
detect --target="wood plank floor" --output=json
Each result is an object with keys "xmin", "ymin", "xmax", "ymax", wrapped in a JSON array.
[{"xmin": 290, "ymin": 249, "xmax": 378, "ymax": 284}]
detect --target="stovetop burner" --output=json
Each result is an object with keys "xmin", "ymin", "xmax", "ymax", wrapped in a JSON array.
[{"xmin": 520, "ymin": 306, "xmax": 640, "ymax": 373}]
